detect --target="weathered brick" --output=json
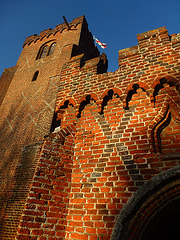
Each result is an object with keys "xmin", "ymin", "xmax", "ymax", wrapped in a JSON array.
[{"xmin": 1, "ymin": 17, "xmax": 180, "ymax": 240}]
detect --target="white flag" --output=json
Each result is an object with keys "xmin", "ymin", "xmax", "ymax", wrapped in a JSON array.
[{"xmin": 94, "ymin": 36, "xmax": 108, "ymax": 49}]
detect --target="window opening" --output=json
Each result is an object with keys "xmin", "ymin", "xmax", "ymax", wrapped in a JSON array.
[
  {"xmin": 40, "ymin": 45, "xmax": 49, "ymax": 58},
  {"xmin": 32, "ymin": 71, "xmax": 39, "ymax": 82},
  {"xmin": 50, "ymin": 111, "xmax": 61, "ymax": 132},
  {"xmin": 48, "ymin": 42, "xmax": 56, "ymax": 56},
  {"xmin": 36, "ymin": 41, "xmax": 57, "ymax": 59}
]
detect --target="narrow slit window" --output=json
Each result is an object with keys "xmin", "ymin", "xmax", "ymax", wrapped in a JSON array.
[{"xmin": 32, "ymin": 71, "xmax": 39, "ymax": 81}]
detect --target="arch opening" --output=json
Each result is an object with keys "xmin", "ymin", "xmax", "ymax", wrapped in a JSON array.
[
  {"xmin": 125, "ymin": 84, "xmax": 146, "ymax": 110},
  {"xmin": 111, "ymin": 168, "xmax": 180, "ymax": 240},
  {"xmin": 141, "ymin": 197, "xmax": 180, "ymax": 240}
]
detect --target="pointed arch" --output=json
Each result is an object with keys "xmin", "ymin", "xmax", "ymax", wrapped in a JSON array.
[
  {"xmin": 148, "ymin": 91, "xmax": 180, "ymax": 154},
  {"xmin": 36, "ymin": 40, "xmax": 57, "ymax": 59},
  {"xmin": 48, "ymin": 42, "xmax": 56, "ymax": 56},
  {"xmin": 111, "ymin": 167, "xmax": 180, "ymax": 240}
]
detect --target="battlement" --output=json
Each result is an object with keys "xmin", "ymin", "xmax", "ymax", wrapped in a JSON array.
[
  {"xmin": 171, "ymin": 32, "xmax": 180, "ymax": 46},
  {"xmin": 1, "ymin": 19, "xmax": 180, "ymax": 240},
  {"xmin": 137, "ymin": 26, "xmax": 168, "ymax": 42},
  {"xmin": 118, "ymin": 26, "xmax": 180, "ymax": 66},
  {"xmin": 23, "ymin": 15, "xmax": 86, "ymax": 47},
  {"xmin": 119, "ymin": 45, "xmax": 139, "ymax": 59}
]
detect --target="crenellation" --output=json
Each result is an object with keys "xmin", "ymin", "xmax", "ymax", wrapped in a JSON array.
[
  {"xmin": 23, "ymin": 16, "xmax": 86, "ymax": 47},
  {"xmin": 171, "ymin": 33, "xmax": 180, "ymax": 47},
  {"xmin": 137, "ymin": 26, "xmax": 168, "ymax": 42},
  {"xmin": 0, "ymin": 16, "xmax": 180, "ymax": 240}
]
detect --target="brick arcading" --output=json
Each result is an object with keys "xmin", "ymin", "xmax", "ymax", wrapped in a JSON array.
[{"xmin": 0, "ymin": 19, "xmax": 180, "ymax": 240}]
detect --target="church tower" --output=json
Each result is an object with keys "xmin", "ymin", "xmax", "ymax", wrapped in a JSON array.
[
  {"xmin": 0, "ymin": 16, "xmax": 180, "ymax": 240},
  {"xmin": 0, "ymin": 16, "xmax": 99, "ymax": 239}
]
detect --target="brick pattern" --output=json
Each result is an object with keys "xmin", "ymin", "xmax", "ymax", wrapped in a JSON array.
[
  {"xmin": 122, "ymin": 179, "xmax": 180, "ymax": 240},
  {"xmin": 0, "ymin": 66, "xmax": 18, "ymax": 106},
  {"xmin": 0, "ymin": 143, "xmax": 42, "ymax": 239},
  {"xmin": 16, "ymin": 124, "xmax": 76, "ymax": 240},
  {"xmin": 0, "ymin": 16, "xmax": 99, "ymax": 239},
  {"xmin": 16, "ymin": 26, "xmax": 180, "ymax": 240}
]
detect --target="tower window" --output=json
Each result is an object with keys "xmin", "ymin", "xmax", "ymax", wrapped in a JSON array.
[
  {"xmin": 48, "ymin": 42, "xmax": 56, "ymax": 56},
  {"xmin": 32, "ymin": 71, "xmax": 39, "ymax": 81},
  {"xmin": 40, "ymin": 45, "xmax": 49, "ymax": 58},
  {"xmin": 36, "ymin": 41, "xmax": 56, "ymax": 59}
]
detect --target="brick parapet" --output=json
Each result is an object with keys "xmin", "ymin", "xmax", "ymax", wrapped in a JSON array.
[
  {"xmin": 118, "ymin": 27, "xmax": 180, "ymax": 71},
  {"xmin": 23, "ymin": 16, "xmax": 86, "ymax": 47},
  {"xmin": 16, "ymin": 124, "xmax": 76, "ymax": 240},
  {"xmin": 1, "ymin": 23, "xmax": 180, "ymax": 240},
  {"xmin": 51, "ymin": 27, "xmax": 180, "ymax": 239},
  {"xmin": 171, "ymin": 33, "xmax": 180, "ymax": 48},
  {"xmin": 137, "ymin": 26, "xmax": 168, "ymax": 42}
]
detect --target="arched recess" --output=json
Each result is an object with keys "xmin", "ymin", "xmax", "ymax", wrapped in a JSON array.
[
  {"xmin": 151, "ymin": 75, "xmax": 179, "ymax": 90},
  {"xmin": 100, "ymin": 88, "xmax": 122, "ymax": 114},
  {"xmin": 36, "ymin": 40, "xmax": 57, "ymax": 59},
  {"xmin": 148, "ymin": 85, "xmax": 180, "ymax": 154},
  {"xmin": 123, "ymin": 82, "xmax": 149, "ymax": 110},
  {"xmin": 111, "ymin": 167, "xmax": 180, "ymax": 240},
  {"xmin": 77, "ymin": 93, "xmax": 100, "ymax": 118},
  {"xmin": 50, "ymin": 99, "xmax": 76, "ymax": 132},
  {"xmin": 151, "ymin": 75, "xmax": 180, "ymax": 104}
]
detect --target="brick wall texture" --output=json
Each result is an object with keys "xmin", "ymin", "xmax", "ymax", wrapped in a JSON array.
[{"xmin": 0, "ymin": 16, "xmax": 180, "ymax": 240}]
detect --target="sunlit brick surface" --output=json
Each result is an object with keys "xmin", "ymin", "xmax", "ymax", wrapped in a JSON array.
[{"xmin": 0, "ymin": 18, "xmax": 180, "ymax": 240}]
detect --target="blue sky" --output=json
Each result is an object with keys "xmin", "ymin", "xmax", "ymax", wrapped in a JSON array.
[{"xmin": 0, "ymin": 0, "xmax": 180, "ymax": 76}]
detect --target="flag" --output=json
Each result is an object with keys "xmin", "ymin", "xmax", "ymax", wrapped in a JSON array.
[{"xmin": 94, "ymin": 36, "xmax": 108, "ymax": 49}]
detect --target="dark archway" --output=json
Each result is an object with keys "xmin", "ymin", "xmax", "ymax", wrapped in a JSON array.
[
  {"xmin": 141, "ymin": 197, "xmax": 180, "ymax": 240},
  {"xmin": 111, "ymin": 167, "xmax": 180, "ymax": 240}
]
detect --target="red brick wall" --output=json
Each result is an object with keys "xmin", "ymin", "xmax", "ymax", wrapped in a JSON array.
[
  {"xmin": 0, "ymin": 16, "xmax": 99, "ymax": 239},
  {"xmin": 16, "ymin": 124, "xmax": 76, "ymax": 240},
  {"xmin": 16, "ymin": 26, "xmax": 180, "ymax": 240},
  {"xmin": 0, "ymin": 66, "xmax": 17, "ymax": 106}
]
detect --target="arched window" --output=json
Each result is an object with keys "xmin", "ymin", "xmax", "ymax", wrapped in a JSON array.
[
  {"xmin": 48, "ymin": 42, "xmax": 56, "ymax": 56},
  {"xmin": 32, "ymin": 71, "xmax": 39, "ymax": 81},
  {"xmin": 39, "ymin": 45, "xmax": 48, "ymax": 58},
  {"xmin": 36, "ymin": 41, "xmax": 56, "ymax": 59}
]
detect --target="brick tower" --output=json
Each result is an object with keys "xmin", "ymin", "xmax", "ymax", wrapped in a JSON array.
[
  {"xmin": 0, "ymin": 16, "xmax": 180, "ymax": 240},
  {"xmin": 0, "ymin": 16, "xmax": 99, "ymax": 239}
]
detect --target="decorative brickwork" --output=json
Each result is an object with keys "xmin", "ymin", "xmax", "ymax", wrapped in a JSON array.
[
  {"xmin": 0, "ymin": 16, "xmax": 99, "ymax": 239},
  {"xmin": 0, "ymin": 17, "xmax": 180, "ymax": 240}
]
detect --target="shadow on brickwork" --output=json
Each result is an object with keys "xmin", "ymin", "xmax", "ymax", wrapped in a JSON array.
[
  {"xmin": 0, "ymin": 140, "xmax": 42, "ymax": 238},
  {"xmin": 0, "ymin": 101, "xmax": 43, "ymax": 238},
  {"xmin": 16, "ymin": 125, "xmax": 75, "ymax": 239}
]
